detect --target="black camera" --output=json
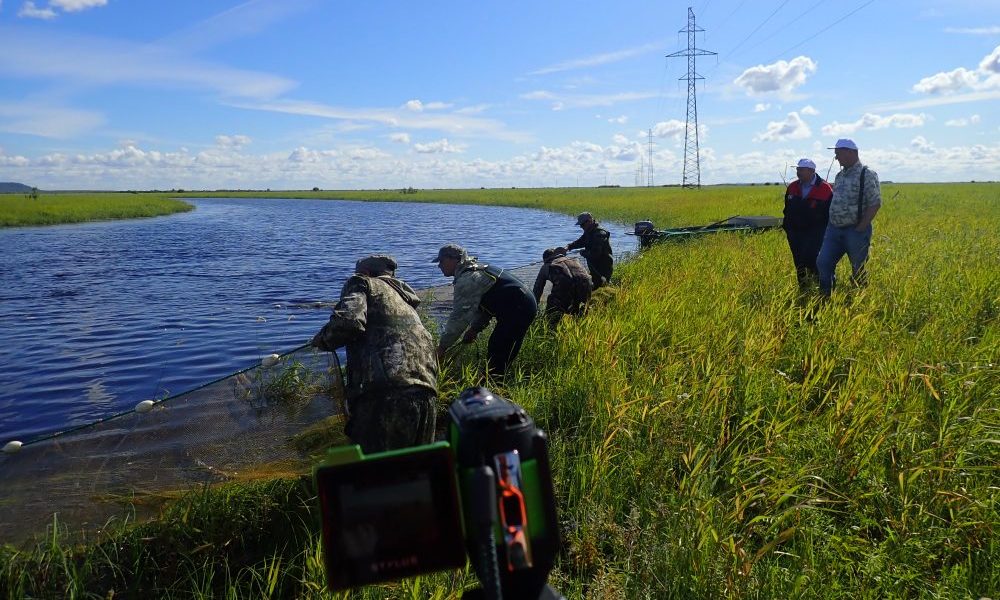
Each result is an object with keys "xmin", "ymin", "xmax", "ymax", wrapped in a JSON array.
[{"xmin": 313, "ymin": 387, "xmax": 562, "ymax": 599}]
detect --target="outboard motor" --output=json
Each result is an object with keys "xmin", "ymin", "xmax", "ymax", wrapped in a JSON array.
[{"xmin": 634, "ymin": 220, "xmax": 658, "ymax": 248}]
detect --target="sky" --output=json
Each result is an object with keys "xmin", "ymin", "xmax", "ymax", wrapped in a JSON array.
[{"xmin": 1, "ymin": 0, "xmax": 999, "ymax": 190}]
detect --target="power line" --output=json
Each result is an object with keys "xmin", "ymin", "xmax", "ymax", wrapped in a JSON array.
[
  {"xmin": 722, "ymin": 0, "xmax": 793, "ymax": 60},
  {"xmin": 762, "ymin": 0, "xmax": 878, "ymax": 64}
]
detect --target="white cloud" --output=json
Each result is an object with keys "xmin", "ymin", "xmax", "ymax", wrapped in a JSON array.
[
  {"xmin": 215, "ymin": 134, "xmax": 251, "ymax": 148},
  {"xmin": 8, "ymin": 137, "xmax": 1000, "ymax": 190},
  {"xmin": 50, "ymin": 0, "xmax": 106, "ymax": 12},
  {"xmin": 0, "ymin": 29, "xmax": 296, "ymax": 100},
  {"xmin": 18, "ymin": 1, "xmax": 56, "ymax": 19},
  {"xmin": 910, "ymin": 136, "xmax": 934, "ymax": 154},
  {"xmin": 0, "ymin": 102, "xmax": 105, "ymax": 137},
  {"xmin": 980, "ymin": 45, "xmax": 1000, "ymax": 74},
  {"xmin": 945, "ymin": 26, "xmax": 1000, "ymax": 35},
  {"xmin": 530, "ymin": 41, "xmax": 663, "ymax": 75},
  {"xmin": 734, "ymin": 56, "xmax": 817, "ymax": 97},
  {"xmin": 413, "ymin": 138, "xmax": 463, "ymax": 154},
  {"xmin": 821, "ymin": 112, "xmax": 927, "ymax": 136},
  {"xmin": 608, "ymin": 115, "xmax": 628, "ymax": 124},
  {"xmin": 455, "ymin": 104, "xmax": 490, "ymax": 115},
  {"xmin": 390, "ymin": 132, "xmax": 410, "ymax": 144},
  {"xmin": 17, "ymin": 0, "xmax": 106, "ymax": 19},
  {"xmin": 233, "ymin": 98, "xmax": 532, "ymax": 143},
  {"xmin": 944, "ymin": 114, "xmax": 981, "ymax": 127},
  {"xmin": 522, "ymin": 89, "xmax": 655, "ymax": 111},
  {"xmin": 800, "ymin": 105, "xmax": 819, "ymax": 116},
  {"xmin": 403, "ymin": 99, "xmax": 451, "ymax": 112},
  {"xmin": 753, "ymin": 112, "xmax": 811, "ymax": 142},
  {"xmin": 520, "ymin": 91, "xmax": 556, "ymax": 101},
  {"xmin": 912, "ymin": 45, "xmax": 1000, "ymax": 94},
  {"xmin": 651, "ymin": 119, "xmax": 686, "ymax": 139},
  {"xmin": 753, "ymin": 103, "xmax": 771, "ymax": 112},
  {"xmin": 612, "ymin": 134, "xmax": 630, "ymax": 145},
  {"xmin": 870, "ymin": 89, "xmax": 1000, "ymax": 111},
  {"xmin": 912, "ymin": 67, "xmax": 980, "ymax": 94}
]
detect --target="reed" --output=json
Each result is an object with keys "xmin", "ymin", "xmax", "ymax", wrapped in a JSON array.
[
  {"xmin": 1, "ymin": 183, "xmax": 997, "ymax": 598},
  {"xmin": 0, "ymin": 192, "xmax": 192, "ymax": 227}
]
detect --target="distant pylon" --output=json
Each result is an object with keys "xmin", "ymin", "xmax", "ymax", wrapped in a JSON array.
[
  {"xmin": 667, "ymin": 7, "xmax": 716, "ymax": 189},
  {"xmin": 646, "ymin": 128, "xmax": 654, "ymax": 187}
]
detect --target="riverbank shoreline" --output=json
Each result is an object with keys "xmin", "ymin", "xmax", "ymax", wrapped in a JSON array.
[{"xmin": 0, "ymin": 192, "xmax": 193, "ymax": 227}]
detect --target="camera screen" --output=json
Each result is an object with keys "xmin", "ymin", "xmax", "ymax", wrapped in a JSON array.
[{"xmin": 315, "ymin": 444, "xmax": 466, "ymax": 590}]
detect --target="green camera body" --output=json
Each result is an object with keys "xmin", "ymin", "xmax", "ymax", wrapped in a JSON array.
[{"xmin": 313, "ymin": 387, "xmax": 561, "ymax": 599}]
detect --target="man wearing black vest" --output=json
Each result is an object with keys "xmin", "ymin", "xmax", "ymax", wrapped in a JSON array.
[
  {"xmin": 782, "ymin": 157, "xmax": 833, "ymax": 290},
  {"xmin": 562, "ymin": 212, "xmax": 613, "ymax": 289},
  {"xmin": 434, "ymin": 243, "xmax": 538, "ymax": 378},
  {"xmin": 817, "ymin": 138, "xmax": 882, "ymax": 296}
]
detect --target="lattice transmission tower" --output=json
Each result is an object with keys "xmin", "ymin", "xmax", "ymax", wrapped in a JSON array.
[
  {"xmin": 646, "ymin": 128, "xmax": 654, "ymax": 186},
  {"xmin": 666, "ymin": 7, "xmax": 715, "ymax": 189}
]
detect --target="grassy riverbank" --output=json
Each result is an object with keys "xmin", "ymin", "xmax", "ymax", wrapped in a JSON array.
[
  {"xmin": 0, "ymin": 193, "xmax": 193, "ymax": 227},
  {"xmin": 2, "ymin": 183, "xmax": 998, "ymax": 598},
  {"xmin": 182, "ymin": 184, "xmax": 782, "ymax": 227}
]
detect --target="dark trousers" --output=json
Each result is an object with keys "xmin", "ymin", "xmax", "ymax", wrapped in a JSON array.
[
  {"xmin": 784, "ymin": 227, "xmax": 825, "ymax": 289},
  {"xmin": 544, "ymin": 281, "xmax": 591, "ymax": 326},
  {"xmin": 586, "ymin": 257, "xmax": 613, "ymax": 289},
  {"xmin": 345, "ymin": 386, "xmax": 437, "ymax": 454},
  {"xmin": 487, "ymin": 294, "xmax": 537, "ymax": 377}
]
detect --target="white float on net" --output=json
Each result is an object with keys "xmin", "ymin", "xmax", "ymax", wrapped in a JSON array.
[
  {"xmin": 3, "ymin": 440, "xmax": 23, "ymax": 454},
  {"xmin": 261, "ymin": 354, "xmax": 281, "ymax": 368},
  {"xmin": 135, "ymin": 400, "xmax": 156, "ymax": 413}
]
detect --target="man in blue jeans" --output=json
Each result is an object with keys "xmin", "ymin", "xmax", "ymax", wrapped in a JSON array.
[{"xmin": 817, "ymin": 138, "xmax": 882, "ymax": 296}]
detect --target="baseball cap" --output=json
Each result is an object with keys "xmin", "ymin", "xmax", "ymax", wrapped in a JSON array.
[
  {"xmin": 575, "ymin": 212, "xmax": 593, "ymax": 226},
  {"xmin": 827, "ymin": 138, "xmax": 858, "ymax": 151},
  {"xmin": 432, "ymin": 243, "xmax": 466, "ymax": 263},
  {"xmin": 542, "ymin": 247, "xmax": 566, "ymax": 263},
  {"xmin": 796, "ymin": 158, "xmax": 817, "ymax": 170},
  {"xmin": 356, "ymin": 254, "xmax": 397, "ymax": 275}
]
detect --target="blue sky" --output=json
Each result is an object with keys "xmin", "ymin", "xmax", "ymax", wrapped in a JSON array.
[{"xmin": 1, "ymin": 0, "xmax": 998, "ymax": 190}]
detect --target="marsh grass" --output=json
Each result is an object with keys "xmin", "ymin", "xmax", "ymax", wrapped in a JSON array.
[
  {"xmin": 2, "ymin": 183, "xmax": 997, "ymax": 598},
  {"xmin": 233, "ymin": 359, "xmax": 336, "ymax": 410},
  {"xmin": 0, "ymin": 192, "xmax": 192, "ymax": 227}
]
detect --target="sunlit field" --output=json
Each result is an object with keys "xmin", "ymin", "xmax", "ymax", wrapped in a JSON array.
[
  {"xmin": 0, "ymin": 193, "xmax": 192, "ymax": 226},
  {"xmin": 1, "ymin": 183, "xmax": 997, "ymax": 598}
]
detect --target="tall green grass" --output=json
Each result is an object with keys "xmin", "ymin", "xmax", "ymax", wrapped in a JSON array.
[
  {"xmin": 1, "ymin": 183, "xmax": 997, "ymax": 598},
  {"xmin": 0, "ymin": 193, "xmax": 192, "ymax": 227}
]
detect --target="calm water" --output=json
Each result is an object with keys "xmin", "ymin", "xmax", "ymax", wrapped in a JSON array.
[{"xmin": 0, "ymin": 198, "xmax": 633, "ymax": 443}]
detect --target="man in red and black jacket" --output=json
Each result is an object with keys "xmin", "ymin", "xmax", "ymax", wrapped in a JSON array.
[{"xmin": 782, "ymin": 158, "xmax": 833, "ymax": 290}]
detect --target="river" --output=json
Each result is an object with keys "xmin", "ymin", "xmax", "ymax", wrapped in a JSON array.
[{"xmin": 0, "ymin": 197, "xmax": 633, "ymax": 444}]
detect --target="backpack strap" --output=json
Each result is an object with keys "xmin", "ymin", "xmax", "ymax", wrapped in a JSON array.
[{"xmin": 857, "ymin": 166, "xmax": 868, "ymax": 225}]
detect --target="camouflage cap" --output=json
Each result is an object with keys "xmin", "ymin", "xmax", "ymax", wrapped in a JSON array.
[
  {"xmin": 356, "ymin": 254, "xmax": 398, "ymax": 275},
  {"xmin": 576, "ymin": 212, "xmax": 593, "ymax": 226},
  {"xmin": 542, "ymin": 247, "xmax": 566, "ymax": 263},
  {"xmin": 432, "ymin": 243, "xmax": 467, "ymax": 263}
]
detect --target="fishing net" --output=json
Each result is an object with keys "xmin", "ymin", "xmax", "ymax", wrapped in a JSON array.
[{"xmin": 0, "ymin": 263, "xmax": 549, "ymax": 544}]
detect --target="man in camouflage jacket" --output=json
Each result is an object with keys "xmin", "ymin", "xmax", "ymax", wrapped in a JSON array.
[
  {"xmin": 817, "ymin": 139, "xmax": 882, "ymax": 296},
  {"xmin": 434, "ymin": 244, "xmax": 537, "ymax": 378},
  {"xmin": 311, "ymin": 254, "xmax": 437, "ymax": 453},
  {"xmin": 532, "ymin": 247, "xmax": 592, "ymax": 326},
  {"xmin": 562, "ymin": 212, "xmax": 613, "ymax": 288}
]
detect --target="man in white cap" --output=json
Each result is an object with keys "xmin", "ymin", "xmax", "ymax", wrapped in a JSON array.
[
  {"xmin": 816, "ymin": 139, "xmax": 882, "ymax": 296},
  {"xmin": 782, "ymin": 157, "xmax": 833, "ymax": 290}
]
